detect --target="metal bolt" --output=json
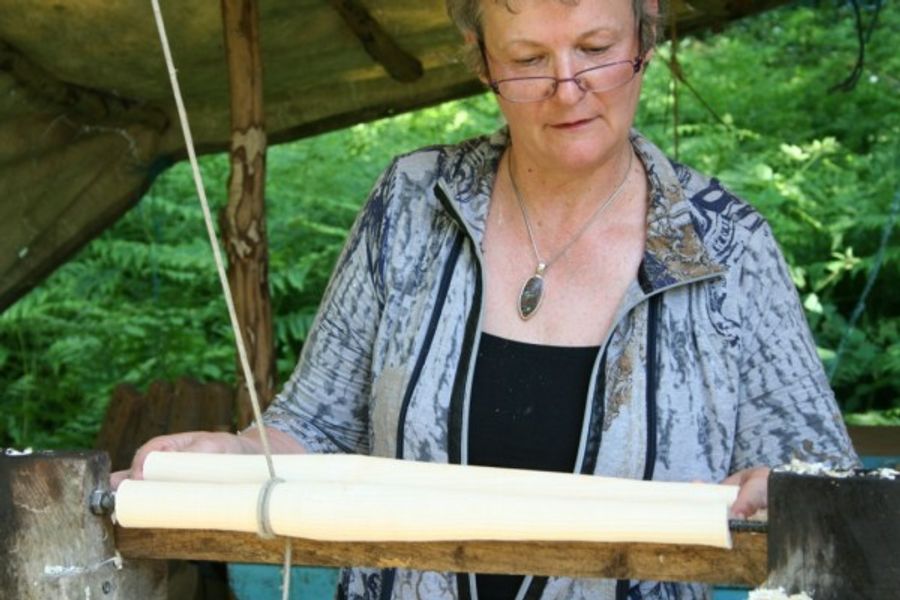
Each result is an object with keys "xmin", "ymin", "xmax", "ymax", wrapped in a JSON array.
[{"xmin": 89, "ymin": 490, "xmax": 115, "ymax": 515}]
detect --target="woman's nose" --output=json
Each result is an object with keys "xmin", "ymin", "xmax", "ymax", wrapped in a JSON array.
[
  {"xmin": 550, "ymin": 59, "xmax": 586, "ymax": 104},
  {"xmin": 553, "ymin": 74, "xmax": 587, "ymax": 104}
]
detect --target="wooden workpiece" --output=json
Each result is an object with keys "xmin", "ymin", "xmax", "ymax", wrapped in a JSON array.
[{"xmin": 115, "ymin": 453, "xmax": 738, "ymax": 546}]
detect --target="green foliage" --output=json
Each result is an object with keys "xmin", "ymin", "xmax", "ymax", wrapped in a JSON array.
[
  {"xmin": 0, "ymin": 93, "xmax": 501, "ymax": 450},
  {"xmin": 0, "ymin": 165, "xmax": 236, "ymax": 448},
  {"xmin": 1, "ymin": 1, "xmax": 897, "ymax": 449},
  {"xmin": 845, "ymin": 406, "xmax": 900, "ymax": 426},
  {"xmin": 635, "ymin": 0, "xmax": 900, "ymax": 415}
]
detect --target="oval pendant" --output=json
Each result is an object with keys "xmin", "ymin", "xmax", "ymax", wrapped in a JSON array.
[{"xmin": 518, "ymin": 274, "xmax": 544, "ymax": 320}]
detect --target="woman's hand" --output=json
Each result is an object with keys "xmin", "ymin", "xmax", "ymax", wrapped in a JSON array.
[
  {"xmin": 723, "ymin": 466, "xmax": 770, "ymax": 519},
  {"xmin": 109, "ymin": 427, "xmax": 304, "ymax": 489}
]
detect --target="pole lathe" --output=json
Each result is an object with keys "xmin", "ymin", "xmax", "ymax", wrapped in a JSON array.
[
  {"xmin": 0, "ymin": 449, "xmax": 767, "ymax": 600},
  {"xmin": 110, "ymin": 451, "xmax": 766, "ymax": 586},
  {"xmin": 5, "ymin": 450, "xmax": 897, "ymax": 598}
]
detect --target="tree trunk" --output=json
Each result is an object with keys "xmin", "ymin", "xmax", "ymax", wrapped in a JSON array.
[{"xmin": 219, "ymin": 0, "xmax": 274, "ymax": 428}]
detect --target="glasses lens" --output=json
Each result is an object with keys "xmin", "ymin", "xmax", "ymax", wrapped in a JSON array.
[
  {"xmin": 577, "ymin": 61, "xmax": 636, "ymax": 93},
  {"xmin": 496, "ymin": 78, "xmax": 556, "ymax": 103}
]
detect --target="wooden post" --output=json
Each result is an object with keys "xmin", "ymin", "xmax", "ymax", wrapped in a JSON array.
[
  {"xmin": 768, "ymin": 470, "xmax": 900, "ymax": 598},
  {"xmin": 220, "ymin": 0, "xmax": 275, "ymax": 428},
  {"xmin": 95, "ymin": 378, "xmax": 236, "ymax": 471},
  {"xmin": 0, "ymin": 451, "xmax": 166, "ymax": 599}
]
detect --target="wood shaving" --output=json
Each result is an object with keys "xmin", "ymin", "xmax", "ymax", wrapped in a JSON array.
[{"xmin": 748, "ymin": 587, "xmax": 813, "ymax": 600}]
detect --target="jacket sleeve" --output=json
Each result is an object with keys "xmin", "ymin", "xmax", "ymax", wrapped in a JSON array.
[
  {"xmin": 731, "ymin": 222, "xmax": 858, "ymax": 472},
  {"xmin": 260, "ymin": 164, "xmax": 395, "ymax": 455}
]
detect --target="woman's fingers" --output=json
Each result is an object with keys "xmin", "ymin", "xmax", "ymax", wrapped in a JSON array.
[
  {"xmin": 723, "ymin": 466, "xmax": 770, "ymax": 519},
  {"xmin": 110, "ymin": 431, "xmax": 246, "ymax": 489},
  {"xmin": 108, "ymin": 428, "xmax": 307, "ymax": 490},
  {"xmin": 130, "ymin": 432, "xmax": 198, "ymax": 481},
  {"xmin": 109, "ymin": 469, "xmax": 131, "ymax": 490}
]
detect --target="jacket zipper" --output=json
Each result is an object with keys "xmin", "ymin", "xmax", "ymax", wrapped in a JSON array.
[
  {"xmin": 395, "ymin": 232, "xmax": 465, "ymax": 459},
  {"xmin": 433, "ymin": 183, "xmax": 488, "ymax": 467},
  {"xmin": 380, "ymin": 204, "xmax": 467, "ymax": 600}
]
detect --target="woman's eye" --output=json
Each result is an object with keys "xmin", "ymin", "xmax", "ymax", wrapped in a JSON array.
[
  {"xmin": 512, "ymin": 56, "xmax": 542, "ymax": 66},
  {"xmin": 583, "ymin": 46, "xmax": 611, "ymax": 55}
]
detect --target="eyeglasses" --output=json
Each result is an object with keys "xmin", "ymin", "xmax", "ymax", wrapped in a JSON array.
[{"xmin": 487, "ymin": 55, "xmax": 645, "ymax": 103}]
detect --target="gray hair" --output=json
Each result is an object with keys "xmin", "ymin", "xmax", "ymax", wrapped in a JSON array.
[{"xmin": 446, "ymin": 0, "xmax": 663, "ymax": 76}]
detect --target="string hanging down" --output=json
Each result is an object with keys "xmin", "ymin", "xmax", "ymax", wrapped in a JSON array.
[
  {"xmin": 148, "ymin": 1, "xmax": 291, "ymax": 598},
  {"xmin": 148, "ymin": 0, "xmax": 275, "ymax": 478}
]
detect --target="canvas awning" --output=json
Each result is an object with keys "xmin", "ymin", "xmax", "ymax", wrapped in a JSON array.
[{"xmin": 0, "ymin": 0, "xmax": 790, "ymax": 311}]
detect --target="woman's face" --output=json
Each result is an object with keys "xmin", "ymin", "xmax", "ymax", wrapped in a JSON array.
[{"xmin": 479, "ymin": 0, "xmax": 647, "ymax": 173}]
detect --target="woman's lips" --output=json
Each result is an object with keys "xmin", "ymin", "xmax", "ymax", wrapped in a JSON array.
[{"xmin": 551, "ymin": 117, "xmax": 595, "ymax": 130}]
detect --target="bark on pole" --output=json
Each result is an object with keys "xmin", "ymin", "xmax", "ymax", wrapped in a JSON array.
[{"xmin": 220, "ymin": 0, "xmax": 275, "ymax": 428}]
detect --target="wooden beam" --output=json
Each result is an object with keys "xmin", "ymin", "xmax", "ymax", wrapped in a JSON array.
[
  {"xmin": 0, "ymin": 41, "xmax": 167, "ymax": 128},
  {"xmin": 847, "ymin": 426, "xmax": 900, "ymax": 459},
  {"xmin": 672, "ymin": 0, "xmax": 795, "ymax": 35},
  {"xmin": 328, "ymin": 0, "xmax": 424, "ymax": 82},
  {"xmin": 220, "ymin": 0, "xmax": 276, "ymax": 427},
  {"xmin": 115, "ymin": 527, "xmax": 767, "ymax": 587}
]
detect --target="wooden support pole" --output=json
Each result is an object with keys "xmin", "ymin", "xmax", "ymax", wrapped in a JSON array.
[
  {"xmin": 220, "ymin": 0, "xmax": 275, "ymax": 429},
  {"xmin": 115, "ymin": 527, "xmax": 767, "ymax": 587},
  {"xmin": 0, "ymin": 451, "xmax": 166, "ymax": 599}
]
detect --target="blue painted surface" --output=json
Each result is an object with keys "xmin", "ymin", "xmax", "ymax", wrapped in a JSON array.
[
  {"xmin": 713, "ymin": 588, "xmax": 749, "ymax": 599},
  {"xmin": 861, "ymin": 455, "xmax": 899, "ymax": 469},
  {"xmin": 230, "ymin": 567, "xmax": 751, "ymax": 600},
  {"xmin": 229, "ymin": 563, "xmax": 338, "ymax": 600},
  {"xmin": 230, "ymin": 455, "xmax": 900, "ymax": 600}
]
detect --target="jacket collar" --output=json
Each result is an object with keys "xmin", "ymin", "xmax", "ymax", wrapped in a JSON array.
[
  {"xmin": 631, "ymin": 133, "xmax": 725, "ymax": 292},
  {"xmin": 437, "ymin": 128, "xmax": 724, "ymax": 293}
]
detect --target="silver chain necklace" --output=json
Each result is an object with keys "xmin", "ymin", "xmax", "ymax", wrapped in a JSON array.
[{"xmin": 507, "ymin": 147, "xmax": 634, "ymax": 320}]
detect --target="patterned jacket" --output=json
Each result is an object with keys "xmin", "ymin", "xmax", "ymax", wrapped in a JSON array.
[{"xmin": 265, "ymin": 129, "xmax": 857, "ymax": 600}]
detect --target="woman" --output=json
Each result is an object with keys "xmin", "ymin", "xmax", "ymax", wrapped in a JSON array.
[{"xmin": 114, "ymin": 1, "xmax": 857, "ymax": 598}]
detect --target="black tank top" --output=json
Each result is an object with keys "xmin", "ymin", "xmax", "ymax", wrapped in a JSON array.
[{"xmin": 468, "ymin": 332, "xmax": 600, "ymax": 599}]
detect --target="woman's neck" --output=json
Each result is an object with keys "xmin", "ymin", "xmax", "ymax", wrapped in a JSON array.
[{"xmin": 505, "ymin": 140, "xmax": 635, "ymax": 226}]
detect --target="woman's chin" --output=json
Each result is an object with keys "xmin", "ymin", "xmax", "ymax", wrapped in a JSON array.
[
  {"xmin": 544, "ymin": 145, "xmax": 617, "ymax": 174},
  {"xmin": 536, "ymin": 127, "xmax": 622, "ymax": 168}
]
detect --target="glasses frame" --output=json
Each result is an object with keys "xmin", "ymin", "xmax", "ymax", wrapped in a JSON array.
[{"xmin": 478, "ymin": 38, "xmax": 647, "ymax": 104}]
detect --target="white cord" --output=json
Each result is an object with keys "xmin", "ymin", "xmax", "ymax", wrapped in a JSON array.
[
  {"xmin": 149, "ymin": 0, "xmax": 277, "ymax": 480},
  {"xmin": 150, "ymin": 2, "xmax": 292, "ymax": 596},
  {"xmin": 256, "ymin": 477, "xmax": 285, "ymax": 539},
  {"xmin": 281, "ymin": 540, "xmax": 293, "ymax": 600}
]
